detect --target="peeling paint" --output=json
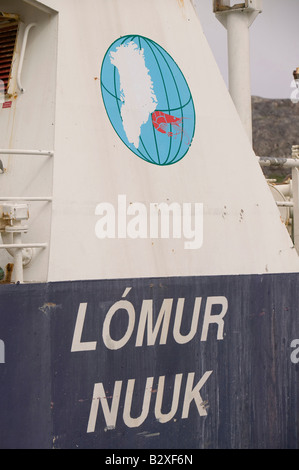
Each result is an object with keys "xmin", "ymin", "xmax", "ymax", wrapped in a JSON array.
[
  {"xmin": 39, "ymin": 302, "xmax": 62, "ymax": 315},
  {"xmin": 137, "ymin": 430, "xmax": 160, "ymax": 438},
  {"xmin": 104, "ymin": 425, "xmax": 115, "ymax": 432},
  {"xmin": 144, "ymin": 432, "xmax": 160, "ymax": 438}
]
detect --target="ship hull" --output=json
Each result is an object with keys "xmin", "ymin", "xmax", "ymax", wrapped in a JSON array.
[{"xmin": 0, "ymin": 273, "xmax": 298, "ymax": 449}]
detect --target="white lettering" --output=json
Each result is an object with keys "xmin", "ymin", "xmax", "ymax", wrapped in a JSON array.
[
  {"xmin": 135, "ymin": 298, "xmax": 173, "ymax": 346},
  {"xmin": 87, "ymin": 371, "xmax": 212, "ymax": 432},
  {"xmin": 103, "ymin": 289, "xmax": 135, "ymax": 350},
  {"xmin": 181, "ymin": 371, "xmax": 213, "ymax": 418},
  {"xmin": 71, "ymin": 303, "xmax": 97, "ymax": 352},
  {"xmin": 95, "ymin": 202, "xmax": 115, "ymax": 239},
  {"xmin": 201, "ymin": 296, "xmax": 228, "ymax": 341},
  {"xmin": 173, "ymin": 297, "xmax": 201, "ymax": 344},
  {"xmin": 290, "ymin": 339, "xmax": 299, "ymax": 364},
  {"xmin": 123, "ymin": 377, "xmax": 154, "ymax": 428},
  {"xmin": 105, "ymin": 455, "xmax": 140, "ymax": 467},
  {"xmin": 117, "ymin": 194, "xmax": 127, "ymax": 238},
  {"xmin": 127, "ymin": 201, "xmax": 148, "ymax": 239},
  {"xmin": 155, "ymin": 374, "xmax": 183, "ymax": 423},
  {"xmin": 94, "ymin": 195, "xmax": 204, "ymax": 250},
  {"xmin": 149, "ymin": 202, "xmax": 182, "ymax": 239},
  {"xmin": 87, "ymin": 380, "xmax": 122, "ymax": 433},
  {"xmin": 71, "ymin": 294, "xmax": 228, "ymax": 353},
  {"xmin": 183, "ymin": 203, "xmax": 204, "ymax": 249}
]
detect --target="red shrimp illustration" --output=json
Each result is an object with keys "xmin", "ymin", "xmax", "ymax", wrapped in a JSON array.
[{"xmin": 151, "ymin": 110, "xmax": 190, "ymax": 145}]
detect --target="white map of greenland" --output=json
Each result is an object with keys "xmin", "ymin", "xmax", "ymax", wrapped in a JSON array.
[{"xmin": 110, "ymin": 41, "xmax": 158, "ymax": 148}]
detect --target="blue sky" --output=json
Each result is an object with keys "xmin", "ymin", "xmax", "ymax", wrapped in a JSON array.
[{"xmin": 194, "ymin": 0, "xmax": 299, "ymax": 99}]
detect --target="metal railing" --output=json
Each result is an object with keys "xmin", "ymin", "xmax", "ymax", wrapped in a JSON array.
[
  {"xmin": 258, "ymin": 156, "xmax": 299, "ymax": 169},
  {"xmin": 0, "ymin": 197, "xmax": 52, "ymax": 201},
  {"xmin": 0, "ymin": 149, "xmax": 54, "ymax": 156},
  {"xmin": 0, "ymin": 149, "xmax": 54, "ymax": 282},
  {"xmin": 258, "ymin": 148, "xmax": 299, "ymax": 254}
]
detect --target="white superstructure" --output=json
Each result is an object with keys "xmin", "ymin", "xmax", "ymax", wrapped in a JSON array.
[{"xmin": 0, "ymin": 0, "xmax": 298, "ymax": 283}]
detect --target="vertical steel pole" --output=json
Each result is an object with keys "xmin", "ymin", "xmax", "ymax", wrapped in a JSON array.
[
  {"xmin": 226, "ymin": 11, "xmax": 253, "ymax": 142},
  {"xmin": 292, "ymin": 145, "xmax": 299, "ymax": 253},
  {"xmin": 12, "ymin": 231, "xmax": 24, "ymax": 283},
  {"xmin": 292, "ymin": 167, "xmax": 299, "ymax": 253},
  {"xmin": 214, "ymin": 4, "xmax": 262, "ymax": 143}
]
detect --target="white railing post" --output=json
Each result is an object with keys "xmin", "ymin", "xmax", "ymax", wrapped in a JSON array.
[
  {"xmin": 292, "ymin": 167, "xmax": 299, "ymax": 253},
  {"xmin": 291, "ymin": 146, "xmax": 299, "ymax": 253},
  {"xmin": 258, "ymin": 152, "xmax": 299, "ymax": 253}
]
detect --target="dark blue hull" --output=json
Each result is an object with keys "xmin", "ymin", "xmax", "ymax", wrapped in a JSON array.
[{"xmin": 0, "ymin": 273, "xmax": 298, "ymax": 449}]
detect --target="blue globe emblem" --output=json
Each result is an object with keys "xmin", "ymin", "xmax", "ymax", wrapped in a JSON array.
[{"xmin": 100, "ymin": 35, "xmax": 196, "ymax": 166}]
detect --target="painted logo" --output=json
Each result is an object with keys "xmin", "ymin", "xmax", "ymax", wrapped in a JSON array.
[{"xmin": 100, "ymin": 35, "xmax": 196, "ymax": 166}]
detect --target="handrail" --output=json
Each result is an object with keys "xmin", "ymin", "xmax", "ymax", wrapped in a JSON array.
[
  {"xmin": 0, "ymin": 197, "xmax": 52, "ymax": 201},
  {"xmin": 276, "ymin": 201, "xmax": 294, "ymax": 207},
  {"xmin": 0, "ymin": 243, "xmax": 47, "ymax": 249},
  {"xmin": 258, "ymin": 154, "xmax": 299, "ymax": 254},
  {"xmin": 258, "ymin": 156, "xmax": 299, "ymax": 168},
  {"xmin": 17, "ymin": 23, "xmax": 37, "ymax": 93},
  {"xmin": 0, "ymin": 149, "xmax": 53, "ymax": 156}
]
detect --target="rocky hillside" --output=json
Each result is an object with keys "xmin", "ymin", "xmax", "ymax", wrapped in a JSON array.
[{"xmin": 252, "ymin": 96, "xmax": 299, "ymax": 179}]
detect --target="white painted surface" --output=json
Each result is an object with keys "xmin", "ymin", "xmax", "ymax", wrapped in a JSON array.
[
  {"xmin": 0, "ymin": 0, "xmax": 57, "ymax": 281},
  {"xmin": 0, "ymin": 0, "xmax": 298, "ymax": 282}
]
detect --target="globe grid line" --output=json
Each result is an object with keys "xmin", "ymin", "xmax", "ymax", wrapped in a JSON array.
[
  {"xmin": 114, "ymin": 35, "xmax": 161, "ymax": 165},
  {"xmin": 101, "ymin": 79, "xmax": 192, "ymax": 113},
  {"xmin": 141, "ymin": 36, "xmax": 172, "ymax": 165},
  {"xmin": 147, "ymin": 37, "xmax": 185, "ymax": 165}
]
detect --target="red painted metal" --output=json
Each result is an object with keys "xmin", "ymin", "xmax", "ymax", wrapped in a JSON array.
[{"xmin": 0, "ymin": 21, "xmax": 18, "ymax": 94}]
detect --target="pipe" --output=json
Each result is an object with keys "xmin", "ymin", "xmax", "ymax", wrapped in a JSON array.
[
  {"xmin": 12, "ymin": 232, "xmax": 23, "ymax": 283},
  {"xmin": 276, "ymin": 201, "xmax": 294, "ymax": 207},
  {"xmin": 0, "ymin": 231, "xmax": 47, "ymax": 281},
  {"xmin": 0, "ymin": 197, "xmax": 52, "ymax": 201},
  {"xmin": 1, "ymin": 229, "xmax": 24, "ymax": 282},
  {"xmin": 1, "ymin": 232, "xmax": 14, "ymax": 258},
  {"xmin": 226, "ymin": 11, "xmax": 253, "ymax": 142},
  {"xmin": 258, "ymin": 157, "xmax": 299, "ymax": 168},
  {"xmin": 292, "ymin": 167, "xmax": 299, "ymax": 254},
  {"xmin": 0, "ymin": 149, "xmax": 53, "ymax": 156},
  {"xmin": 0, "ymin": 242, "xmax": 47, "ymax": 249},
  {"xmin": 17, "ymin": 23, "xmax": 37, "ymax": 94},
  {"xmin": 214, "ymin": 4, "xmax": 262, "ymax": 143}
]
